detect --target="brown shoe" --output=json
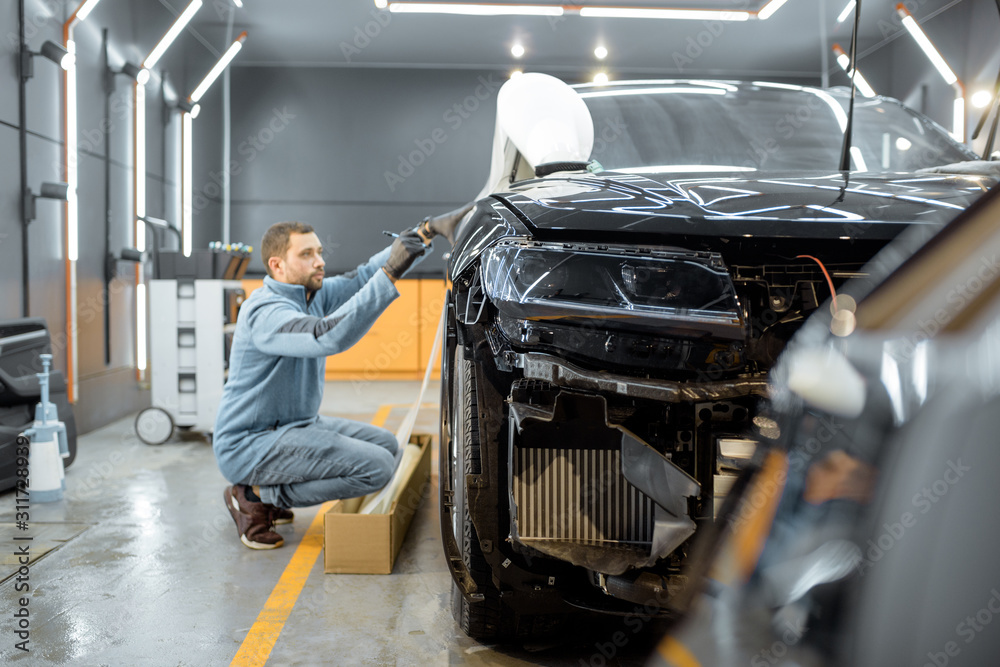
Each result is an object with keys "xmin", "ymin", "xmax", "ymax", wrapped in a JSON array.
[
  {"xmin": 266, "ymin": 504, "xmax": 294, "ymax": 525},
  {"xmin": 224, "ymin": 485, "xmax": 285, "ymax": 550}
]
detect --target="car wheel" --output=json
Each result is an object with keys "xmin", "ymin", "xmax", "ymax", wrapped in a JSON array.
[{"xmin": 449, "ymin": 348, "xmax": 510, "ymax": 639}]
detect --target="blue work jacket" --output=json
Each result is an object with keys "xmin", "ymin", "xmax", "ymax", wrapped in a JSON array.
[{"xmin": 213, "ymin": 246, "xmax": 400, "ymax": 483}]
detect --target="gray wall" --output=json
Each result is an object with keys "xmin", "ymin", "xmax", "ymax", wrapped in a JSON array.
[
  {"xmin": 224, "ymin": 66, "xmax": 502, "ymax": 276},
  {"xmin": 1, "ymin": 0, "xmax": 217, "ymax": 433}
]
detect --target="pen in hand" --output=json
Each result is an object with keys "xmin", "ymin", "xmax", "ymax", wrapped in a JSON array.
[{"xmin": 382, "ymin": 230, "xmax": 399, "ymax": 238}]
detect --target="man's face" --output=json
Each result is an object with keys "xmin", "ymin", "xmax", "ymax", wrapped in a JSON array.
[{"xmin": 272, "ymin": 232, "xmax": 325, "ymax": 292}]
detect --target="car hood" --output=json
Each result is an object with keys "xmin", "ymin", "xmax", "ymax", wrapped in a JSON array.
[{"xmin": 494, "ymin": 170, "xmax": 993, "ymax": 241}]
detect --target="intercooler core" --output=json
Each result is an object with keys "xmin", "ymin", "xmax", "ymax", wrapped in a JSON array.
[
  {"xmin": 513, "ymin": 445, "xmax": 655, "ymax": 545},
  {"xmin": 507, "ymin": 387, "xmax": 699, "ymax": 574}
]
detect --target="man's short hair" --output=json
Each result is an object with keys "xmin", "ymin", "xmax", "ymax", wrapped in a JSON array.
[{"xmin": 261, "ymin": 221, "xmax": 314, "ymax": 277}]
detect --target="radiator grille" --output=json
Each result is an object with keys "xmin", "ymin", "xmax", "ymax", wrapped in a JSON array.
[{"xmin": 513, "ymin": 447, "xmax": 654, "ymax": 544}]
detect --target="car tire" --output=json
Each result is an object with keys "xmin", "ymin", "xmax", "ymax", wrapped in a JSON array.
[
  {"xmin": 448, "ymin": 347, "xmax": 570, "ymax": 642},
  {"xmin": 449, "ymin": 349, "xmax": 511, "ymax": 640}
]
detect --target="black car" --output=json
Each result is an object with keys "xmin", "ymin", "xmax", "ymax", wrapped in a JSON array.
[{"xmin": 438, "ymin": 75, "xmax": 992, "ymax": 640}]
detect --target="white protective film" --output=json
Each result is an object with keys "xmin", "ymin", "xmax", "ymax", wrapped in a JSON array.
[{"xmin": 479, "ymin": 73, "xmax": 594, "ymax": 198}]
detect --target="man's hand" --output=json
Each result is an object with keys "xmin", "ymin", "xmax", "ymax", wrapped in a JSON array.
[
  {"xmin": 418, "ymin": 203, "xmax": 475, "ymax": 245},
  {"xmin": 383, "ymin": 229, "xmax": 427, "ymax": 281}
]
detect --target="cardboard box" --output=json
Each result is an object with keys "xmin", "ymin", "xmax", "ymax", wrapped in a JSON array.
[{"xmin": 323, "ymin": 434, "xmax": 432, "ymax": 574}]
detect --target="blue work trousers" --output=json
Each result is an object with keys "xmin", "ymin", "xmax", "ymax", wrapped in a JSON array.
[{"xmin": 247, "ymin": 416, "xmax": 399, "ymax": 508}]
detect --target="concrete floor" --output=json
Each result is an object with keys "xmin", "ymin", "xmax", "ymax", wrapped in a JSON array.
[{"xmin": 0, "ymin": 381, "xmax": 667, "ymax": 666}]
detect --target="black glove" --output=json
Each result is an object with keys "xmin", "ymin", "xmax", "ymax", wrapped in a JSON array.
[
  {"xmin": 383, "ymin": 229, "xmax": 427, "ymax": 280},
  {"xmin": 419, "ymin": 203, "xmax": 475, "ymax": 245}
]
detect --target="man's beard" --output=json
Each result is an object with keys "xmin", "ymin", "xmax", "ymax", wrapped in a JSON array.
[{"xmin": 296, "ymin": 271, "xmax": 324, "ymax": 294}]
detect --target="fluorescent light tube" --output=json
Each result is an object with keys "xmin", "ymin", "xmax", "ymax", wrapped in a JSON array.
[
  {"xmin": 833, "ymin": 47, "xmax": 876, "ymax": 98},
  {"xmin": 135, "ymin": 83, "xmax": 146, "ymax": 251},
  {"xmin": 66, "ymin": 39, "xmax": 78, "ymax": 261},
  {"xmin": 848, "ymin": 71, "xmax": 876, "ymax": 98},
  {"xmin": 757, "ymin": 0, "xmax": 789, "ymax": 20},
  {"xmin": 837, "ymin": 0, "xmax": 856, "ymax": 23},
  {"xmin": 580, "ymin": 7, "xmax": 749, "ymax": 20},
  {"xmin": 189, "ymin": 33, "xmax": 246, "ymax": 103},
  {"xmin": 833, "ymin": 44, "xmax": 876, "ymax": 98},
  {"xmin": 899, "ymin": 13, "xmax": 958, "ymax": 85},
  {"xmin": 389, "ymin": 3, "xmax": 564, "ymax": 16},
  {"xmin": 76, "ymin": 0, "xmax": 103, "ymax": 21},
  {"xmin": 182, "ymin": 113, "xmax": 193, "ymax": 257},
  {"xmin": 143, "ymin": 0, "xmax": 203, "ymax": 69}
]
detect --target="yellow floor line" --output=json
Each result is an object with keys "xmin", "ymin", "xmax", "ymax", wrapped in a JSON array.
[
  {"xmin": 229, "ymin": 405, "xmax": 395, "ymax": 667},
  {"xmin": 371, "ymin": 404, "xmax": 393, "ymax": 429}
]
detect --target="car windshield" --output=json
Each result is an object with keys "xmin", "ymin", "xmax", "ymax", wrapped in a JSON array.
[{"xmin": 579, "ymin": 82, "xmax": 974, "ymax": 174}]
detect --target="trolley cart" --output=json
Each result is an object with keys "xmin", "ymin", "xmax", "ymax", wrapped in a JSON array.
[{"xmin": 136, "ymin": 279, "xmax": 244, "ymax": 445}]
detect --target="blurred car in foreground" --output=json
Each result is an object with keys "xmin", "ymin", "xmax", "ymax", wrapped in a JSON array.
[{"xmin": 651, "ymin": 182, "xmax": 1000, "ymax": 666}]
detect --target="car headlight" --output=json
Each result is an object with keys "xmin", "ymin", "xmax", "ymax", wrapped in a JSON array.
[{"xmin": 481, "ymin": 240, "xmax": 744, "ymax": 339}]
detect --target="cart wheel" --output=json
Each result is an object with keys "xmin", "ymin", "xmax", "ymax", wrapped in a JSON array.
[{"xmin": 135, "ymin": 407, "xmax": 174, "ymax": 445}]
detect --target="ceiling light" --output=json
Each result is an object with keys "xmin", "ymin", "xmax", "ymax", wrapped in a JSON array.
[
  {"xmin": 580, "ymin": 7, "xmax": 749, "ymax": 20},
  {"xmin": 895, "ymin": 4, "xmax": 964, "ymax": 140},
  {"xmin": 972, "ymin": 90, "xmax": 993, "ymax": 109},
  {"xmin": 511, "ymin": 43, "xmax": 525, "ymax": 58},
  {"xmin": 896, "ymin": 137, "xmax": 912, "ymax": 151},
  {"xmin": 510, "ymin": 69, "xmax": 523, "ymax": 78},
  {"xmin": 896, "ymin": 6, "xmax": 957, "ymax": 86},
  {"xmin": 832, "ymin": 44, "xmax": 876, "ymax": 98},
  {"xmin": 189, "ymin": 31, "xmax": 247, "ymax": 103},
  {"xmin": 757, "ymin": 0, "xmax": 789, "ymax": 20},
  {"xmin": 388, "ymin": 3, "xmax": 564, "ymax": 16},
  {"xmin": 848, "ymin": 72, "xmax": 876, "ymax": 98},
  {"xmin": 594, "ymin": 45, "xmax": 608, "ymax": 60},
  {"xmin": 232, "ymin": 0, "xmax": 243, "ymax": 6},
  {"xmin": 374, "ymin": 0, "xmax": 388, "ymax": 7},
  {"xmin": 143, "ymin": 0, "xmax": 203, "ymax": 69},
  {"xmin": 836, "ymin": 0, "xmax": 856, "ymax": 23},
  {"xmin": 593, "ymin": 72, "xmax": 609, "ymax": 84},
  {"xmin": 75, "ymin": 0, "xmax": 103, "ymax": 21}
]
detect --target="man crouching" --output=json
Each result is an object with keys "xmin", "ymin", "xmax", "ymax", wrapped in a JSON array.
[{"xmin": 214, "ymin": 208, "xmax": 468, "ymax": 548}]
